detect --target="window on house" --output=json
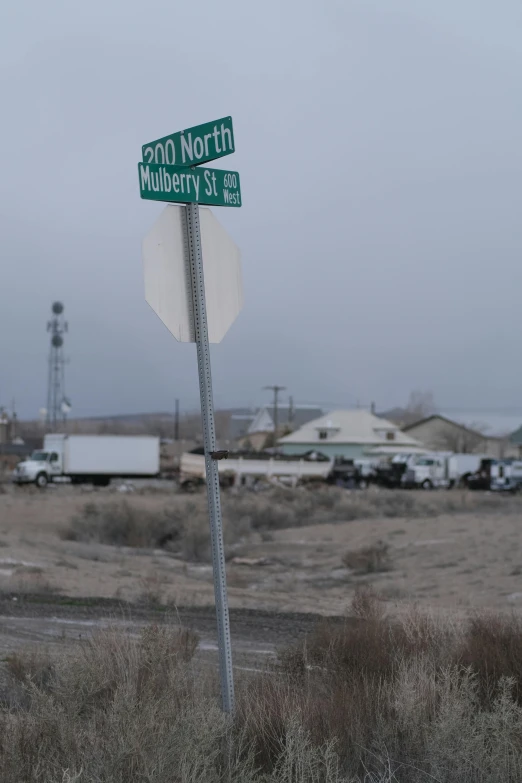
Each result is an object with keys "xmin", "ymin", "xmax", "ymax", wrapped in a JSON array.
[
  {"xmin": 318, "ymin": 430, "xmax": 328, "ymax": 440},
  {"xmin": 386, "ymin": 431, "xmax": 395, "ymax": 441}
]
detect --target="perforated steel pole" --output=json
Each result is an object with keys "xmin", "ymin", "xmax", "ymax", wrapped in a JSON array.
[{"xmin": 184, "ymin": 202, "xmax": 235, "ymax": 713}]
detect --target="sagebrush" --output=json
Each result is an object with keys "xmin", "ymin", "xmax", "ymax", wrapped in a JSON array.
[
  {"xmin": 3, "ymin": 595, "xmax": 522, "ymax": 781},
  {"xmin": 62, "ymin": 488, "xmax": 521, "ymax": 562}
]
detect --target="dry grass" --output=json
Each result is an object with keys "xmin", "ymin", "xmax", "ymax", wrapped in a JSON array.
[
  {"xmin": 0, "ymin": 566, "xmax": 59, "ymax": 597},
  {"xmin": 0, "ymin": 624, "xmax": 206, "ymax": 781},
  {"xmin": 62, "ymin": 500, "xmax": 252, "ymax": 562},
  {"xmin": 223, "ymin": 486, "xmax": 522, "ymax": 531},
  {"xmin": 246, "ymin": 590, "xmax": 522, "ymax": 781},
  {"xmin": 3, "ymin": 596, "xmax": 522, "ymax": 780},
  {"xmin": 342, "ymin": 541, "xmax": 392, "ymax": 573},
  {"xmin": 61, "ymin": 489, "xmax": 522, "ymax": 566},
  {"xmin": 136, "ymin": 572, "xmax": 173, "ymax": 607}
]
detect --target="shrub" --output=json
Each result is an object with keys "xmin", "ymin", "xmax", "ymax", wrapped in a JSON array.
[
  {"xmin": 342, "ymin": 541, "xmax": 392, "ymax": 573},
  {"xmin": 63, "ymin": 501, "xmax": 184, "ymax": 548},
  {"xmin": 456, "ymin": 612, "xmax": 522, "ymax": 707},
  {"xmin": 0, "ymin": 566, "xmax": 59, "ymax": 597},
  {"xmin": 4, "ymin": 603, "xmax": 522, "ymax": 781},
  {"xmin": 258, "ymin": 593, "xmax": 522, "ymax": 780},
  {"xmin": 61, "ymin": 489, "xmax": 522, "ymax": 567},
  {"xmin": 63, "ymin": 501, "xmax": 251, "ymax": 563}
]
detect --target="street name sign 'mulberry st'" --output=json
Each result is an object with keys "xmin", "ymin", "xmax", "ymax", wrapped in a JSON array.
[
  {"xmin": 138, "ymin": 162, "xmax": 241, "ymax": 207},
  {"xmin": 138, "ymin": 116, "xmax": 241, "ymax": 715}
]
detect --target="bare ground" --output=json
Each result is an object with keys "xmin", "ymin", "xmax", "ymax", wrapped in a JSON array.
[
  {"xmin": 2, "ymin": 481, "xmax": 522, "ymax": 715},
  {"xmin": 1, "ymin": 483, "xmax": 522, "ymax": 617}
]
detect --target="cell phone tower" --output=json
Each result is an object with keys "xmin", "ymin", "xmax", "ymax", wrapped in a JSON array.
[{"xmin": 46, "ymin": 302, "xmax": 71, "ymax": 432}]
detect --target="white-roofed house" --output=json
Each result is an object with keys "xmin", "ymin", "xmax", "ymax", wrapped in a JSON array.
[{"xmin": 277, "ymin": 409, "xmax": 426, "ymax": 459}]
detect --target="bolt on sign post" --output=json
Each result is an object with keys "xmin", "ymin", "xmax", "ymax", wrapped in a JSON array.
[{"xmin": 138, "ymin": 116, "xmax": 242, "ymax": 714}]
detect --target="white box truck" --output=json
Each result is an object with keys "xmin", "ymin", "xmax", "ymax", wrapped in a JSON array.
[{"xmin": 13, "ymin": 434, "xmax": 160, "ymax": 488}]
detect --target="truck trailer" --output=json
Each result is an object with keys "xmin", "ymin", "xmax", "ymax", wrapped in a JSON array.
[
  {"xmin": 179, "ymin": 448, "xmax": 333, "ymax": 489},
  {"xmin": 13, "ymin": 434, "xmax": 160, "ymax": 488}
]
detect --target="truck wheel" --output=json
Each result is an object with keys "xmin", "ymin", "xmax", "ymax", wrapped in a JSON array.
[
  {"xmin": 36, "ymin": 473, "xmax": 48, "ymax": 489},
  {"xmin": 421, "ymin": 479, "xmax": 433, "ymax": 490}
]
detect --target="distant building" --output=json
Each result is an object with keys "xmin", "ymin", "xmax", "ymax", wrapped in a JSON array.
[
  {"xmin": 278, "ymin": 409, "xmax": 425, "ymax": 459},
  {"xmin": 510, "ymin": 426, "xmax": 522, "ymax": 458},
  {"xmin": 226, "ymin": 410, "xmax": 257, "ymax": 443},
  {"xmin": 236, "ymin": 404, "xmax": 323, "ymax": 451},
  {"xmin": 403, "ymin": 414, "xmax": 518, "ymax": 458},
  {"xmin": 0, "ymin": 408, "xmax": 16, "ymax": 445}
]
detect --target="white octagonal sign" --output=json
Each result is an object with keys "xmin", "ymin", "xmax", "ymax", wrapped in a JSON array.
[{"xmin": 143, "ymin": 205, "xmax": 243, "ymax": 343}]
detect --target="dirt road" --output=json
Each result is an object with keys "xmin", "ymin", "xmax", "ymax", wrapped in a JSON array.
[{"xmin": 0, "ymin": 596, "xmax": 346, "ymax": 670}]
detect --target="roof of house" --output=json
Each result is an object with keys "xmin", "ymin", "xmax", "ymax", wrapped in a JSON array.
[
  {"xmin": 404, "ymin": 412, "xmax": 522, "ymax": 439},
  {"xmin": 402, "ymin": 413, "xmax": 522, "ymax": 442},
  {"xmin": 247, "ymin": 405, "xmax": 323, "ymax": 435},
  {"xmin": 278, "ymin": 409, "xmax": 423, "ymax": 448},
  {"xmin": 403, "ymin": 414, "xmax": 486, "ymax": 437},
  {"xmin": 439, "ymin": 411, "xmax": 522, "ymax": 438}
]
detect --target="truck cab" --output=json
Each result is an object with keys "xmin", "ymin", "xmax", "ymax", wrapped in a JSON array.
[
  {"xmin": 490, "ymin": 460, "xmax": 522, "ymax": 492},
  {"xmin": 13, "ymin": 448, "xmax": 63, "ymax": 487},
  {"xmin": 400, "ymin": 453, "xmax": 457, "ymax": 489},
  {"xmin": 402, "ymin": 455, "xmax": 449, "ymax": 489}
]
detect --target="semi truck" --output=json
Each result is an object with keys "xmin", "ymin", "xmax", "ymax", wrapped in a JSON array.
[
  {"xmin": 401, "ymin": 453, "xmax": 487, "ymax": 489},
  {"xmin": 468, "ymin": 458, "xmax": 522, "ymax": 492},
  {"xmin": 13, "ymin": 434, "xmax": 160, "ymax": 488}
]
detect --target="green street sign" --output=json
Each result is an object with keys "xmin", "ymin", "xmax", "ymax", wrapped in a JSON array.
[
  {"xmin": 138, "ymin": 162, "xmax": 242, "ymax": 207},
  {"xmin": 142, "ymin": 117, "xmax": 234, "ymax": 169}
]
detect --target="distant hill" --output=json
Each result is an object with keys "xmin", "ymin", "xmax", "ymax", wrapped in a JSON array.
[{"xmin": 18, "ymin": 409, "xmax": 236, "ymax": 442}]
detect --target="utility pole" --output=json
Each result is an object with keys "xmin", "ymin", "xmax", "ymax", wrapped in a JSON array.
[
  {"xmin": 174, "ymin": 398, "xmax": 180, "ymax": 441},
  {"xmin": 264, "ymin": 385, "xmax": 286, "ymax": 440},
  {"xmin": 288, "ymin": 395, "xmax": 294, "ymax": 427},
  {"xmin": 11, "ymin": 399, "xmax": 17, "ymax": 441}
]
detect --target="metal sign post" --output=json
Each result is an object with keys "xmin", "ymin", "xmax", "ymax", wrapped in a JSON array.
[
  {"xmin": 184, "ymin": 202, "xmax": 235, "ymax": 713},
  {"xmin": 139, "ymin": 116, "xmax": 241, "ymax": 714}
]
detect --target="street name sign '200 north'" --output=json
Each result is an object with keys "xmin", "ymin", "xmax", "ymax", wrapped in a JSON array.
[
  {"xmin": 142, "ymin": 117, "xmax": 234, "ymax": 168},
  {"xmin": 138, "ymin": 162, "xmax": 241, "ymax": 207}
]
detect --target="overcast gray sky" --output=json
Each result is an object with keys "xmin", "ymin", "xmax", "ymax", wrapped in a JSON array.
[{"xmin": 1, "ymin": 0, "xmax": 522, "ymax": 419}]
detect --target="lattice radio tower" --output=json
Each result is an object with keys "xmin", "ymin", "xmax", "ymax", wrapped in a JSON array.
[{"xmin": 46, "ymin": 301, "xmax": 70, "ymax": 431}]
